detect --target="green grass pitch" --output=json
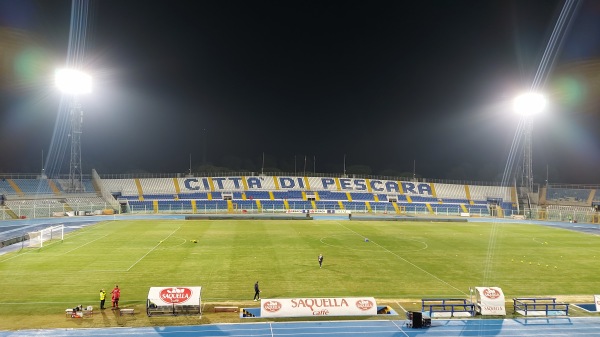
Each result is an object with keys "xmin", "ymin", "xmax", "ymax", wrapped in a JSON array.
[{"xmin": 1, "ymin": 218, "xmax": 599, "ymax": 329}]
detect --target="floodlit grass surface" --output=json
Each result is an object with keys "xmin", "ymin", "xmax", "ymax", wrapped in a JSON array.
[{"xmin": 1, "ymin": 218, "xmax": 599, "ymax": 330}]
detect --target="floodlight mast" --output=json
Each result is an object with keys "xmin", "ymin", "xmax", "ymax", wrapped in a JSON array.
[
  {"xmin": 513, "ymin": 92, "xmax": 547, "ymax": 192},
  {"xmin": 69, "ymin": 100, "xmax": 83, "ymax": 192},
  {"xmin": 521, "ymin": 116, "xmax": 534, "ymax": 192},
  {"xmin": 55, "ymin": 69, "xmax": 91, "ymax": 193}
]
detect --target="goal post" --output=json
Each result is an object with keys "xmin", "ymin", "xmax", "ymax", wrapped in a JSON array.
[{"xmin": 28, "ymin": 224, "xmax": 64, "ymax": 248}]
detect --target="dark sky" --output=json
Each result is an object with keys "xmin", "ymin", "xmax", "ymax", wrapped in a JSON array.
[{"xmin": 1, "ymin": 0, "xmax": 600, "ymax": 183}]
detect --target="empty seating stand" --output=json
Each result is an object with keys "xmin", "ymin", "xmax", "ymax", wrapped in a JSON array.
[{"xmin": 100, "ymin": 176, "xmax": 519, "ymax": 216}]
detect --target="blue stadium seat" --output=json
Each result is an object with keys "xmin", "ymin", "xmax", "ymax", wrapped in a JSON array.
[{"xmin": 546, "ymin": 188, "xmax": 591, "ymax": 203}]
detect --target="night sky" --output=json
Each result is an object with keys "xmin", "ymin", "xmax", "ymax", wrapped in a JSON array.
[{"xmin": 1, "ymin": 0, "xmax": 599, "ymax": 184}]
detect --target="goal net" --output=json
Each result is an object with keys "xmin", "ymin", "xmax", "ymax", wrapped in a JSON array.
[{"xmin": 28, "ymin": 224, "xmax": 64, "ymax": 248}]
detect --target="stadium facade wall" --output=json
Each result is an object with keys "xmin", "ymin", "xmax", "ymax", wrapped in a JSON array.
[{"xmin": 102, "ymin": 176, "xmax": 514, "ymax": 201}]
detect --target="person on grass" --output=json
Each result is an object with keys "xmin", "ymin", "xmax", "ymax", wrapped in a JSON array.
[
  {"xmin": 111, "ymin": 285, "xmax": 121, "ymax": 309},
  {"xmin": 99, "ymin": 289, "xmax": 106, "ymax": 310},
  {"xmin": 253, "ymin": 281, "xmax": 261, "ymax": 301}
]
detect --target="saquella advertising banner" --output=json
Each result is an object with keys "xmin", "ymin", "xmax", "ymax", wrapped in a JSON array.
[{"xmin": 261, "ymin": 297, "xmax": 377, "ymax": 318}]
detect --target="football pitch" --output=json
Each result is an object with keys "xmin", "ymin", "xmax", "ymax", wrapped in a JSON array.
[{"xmin": 1, "ymin": 218, "xmax": 599, "ymax": 330}]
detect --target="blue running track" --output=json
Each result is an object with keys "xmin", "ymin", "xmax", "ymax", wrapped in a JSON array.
[{"xmin": 2, "ymin": 318, "xmax": 600, "ymax": 337}]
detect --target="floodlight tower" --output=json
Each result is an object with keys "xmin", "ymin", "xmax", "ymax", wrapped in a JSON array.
[
  {"xmin": 513, "ymin": 92, "xmax": 547, "ymax": 192},
  {"xmin": 55, "ymin": 69, "xmax": 92, "ymax": 193}
]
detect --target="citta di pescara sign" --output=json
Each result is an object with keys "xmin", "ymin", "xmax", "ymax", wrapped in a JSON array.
[
  {"xmin": 260, "ymin": 297, "xmax": 377, "ymax": 318},
  {"xmin": 182, "ymin": 176, "xmax": 433, "ymax": 195}
]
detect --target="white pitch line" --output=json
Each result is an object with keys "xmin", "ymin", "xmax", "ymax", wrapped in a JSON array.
[
  {"xmin": 334, "ymin": 221, "xmax": 466, "ymax": 295},
  {"xmin": 395, "ymin": 300, "xmax": 408, "ymax": 313},
  {"xmin": 0, "ymin": 249, "xmax": 35, "ymax": 263},
  {"xmin": 1, "ymin": 221, "xmax": 113, "ymax": 263},
  {"xmin": 60, "ymin": 233, "xmax": 111, "ymax": 255},
  {"xmin": 126, "ymin": 226, "xmax": 181, "ymax": 271}
]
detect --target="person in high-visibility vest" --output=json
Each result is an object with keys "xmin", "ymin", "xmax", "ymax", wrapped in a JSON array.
[{"xmin": 99, "ymin": 289, "xmax": 106, "ymax": 310}]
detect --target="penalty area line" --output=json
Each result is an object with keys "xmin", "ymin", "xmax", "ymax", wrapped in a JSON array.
[
  {"xmin": 126, "ymin": 226, "xmax": 181, "ymax": 272},
  {"xmin": 334, "ymin": 221, "xmax": 466, "ymax": 296},
  {"xmin": 60, "ymin": 233, "xmax": 111, "ymax": 256}
]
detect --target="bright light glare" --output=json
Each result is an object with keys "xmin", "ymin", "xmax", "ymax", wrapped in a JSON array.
[
  {"xmin": 513, "ymin": 92, "xmax": 547, "ymax": 116},
  {"xmin": 55, "ymin": 69, "xmax": 92, "ymax": 94}
]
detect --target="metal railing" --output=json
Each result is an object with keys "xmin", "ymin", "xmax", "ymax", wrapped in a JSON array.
[
  {"xmin": 1, "ymin": 202, "xmax": 114, "ymax": 220},
  {"xmin": 2, "ymin": 202, "xmax": 598, "ymax": 223},
  {"xmin": 127, "ymin": 203, "xmax": 490, "ymax": 217}
]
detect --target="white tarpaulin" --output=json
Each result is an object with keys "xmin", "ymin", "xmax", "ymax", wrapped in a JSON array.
[
  {"xmin": 147, "ymin": 286, "xmax": 201, "ymax": 307},
  {"xmin": 260, "ymin": 297, "xmax": 377, "ymax": 318},
  {"xmin": 146, "ymin": 286, "xmax": 202, "ymax": 316},
  {"xmin": 475, "ymin": 287, "xmax": 506, "ymax": 316}
]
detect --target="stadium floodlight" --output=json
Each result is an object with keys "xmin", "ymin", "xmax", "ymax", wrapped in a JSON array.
[
  {"xmin": 513, "ymin": 92, "xmax": 547, "ymax": 192},
  {"xmin": 513, "ymin": 92, "xmax": 547, "ymax": 116},
  {"xmin": 55, "ymin": 69, "xmax": 92, "ymax": 95},
  {"xmin": 55, "ymin": 68, "xmax": 92, "ymax": 192}
]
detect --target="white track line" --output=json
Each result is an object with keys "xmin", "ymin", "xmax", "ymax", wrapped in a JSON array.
[
  {"xmin": 390, "ymin": 319, "xmax": 411, "ymax": 337},
  {"xmin": 334, "ymin": 221, "xmax": 466, "ymax": 295},
  {"xmin": 126, "ymin": 226, "xmax": 181, "ymax": 271}
]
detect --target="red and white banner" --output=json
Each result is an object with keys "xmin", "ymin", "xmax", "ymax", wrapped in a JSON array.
[
  {"xmin": 594, "ymin": 295, "xmax": 600, "ymax": 311},
  {"xmin": 475, "ymin": 287, "xmax": 506, "ymax": 316},
  {"xmin": 260, "ymin": 297, "xmax": 377, "ymax": 318},
  {"xmin": 147, "ymin": 286, "xmax": 201, "ymax": 306},
  {"xmin": 285, "ymin": 209, "xmax": 351, "ymax": 214}
]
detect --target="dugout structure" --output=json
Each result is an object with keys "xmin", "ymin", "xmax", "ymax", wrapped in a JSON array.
[
  {"xmin": 513, "ymin": 298, "xmax": 569, "ymax": 316},
  {"xmin": 421, "ymin": 298, "xmax": 475, "ymax": 318},
  {"xmin": 146, "ymin": 286, "xmax": 201, "ymax": 316}
]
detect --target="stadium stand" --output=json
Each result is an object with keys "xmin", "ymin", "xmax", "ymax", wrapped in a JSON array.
[
  {"xmin": 546, "ymin": 187, "xmax": 592, "ymax": 204},
  {"xmin": 3, "ymin": 174, "xmax": 600, "ymax": 222},
  {"xmin": 105, "ymin": 174, "xmax": 520, "ymax": 217},
  {"xmin": 349, "ymin": 192, "xmax": 374, "ymax": 201},
  {"xmin": 273, "ymin": 190, "xmax": 303, "ymax": 199},
  {"xmin": 245, "ymin": 191, "xmax": 271, "ymax": 199},
  {"xmin": 1, "ymin": 178, "xmax": 57, "ymax": 196}
]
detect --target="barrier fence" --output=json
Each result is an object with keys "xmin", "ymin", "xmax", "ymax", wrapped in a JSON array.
[
  {"xmin": 0, "ymin": 203, "xmax": 113, "ymax": 220},
  {"xmin": 127, "ymin": 203, "xmax": 491, "ymax": 217},
  {"xmin": 1, "ymin": 202, "xmax": 598, "ymax": 223}
]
